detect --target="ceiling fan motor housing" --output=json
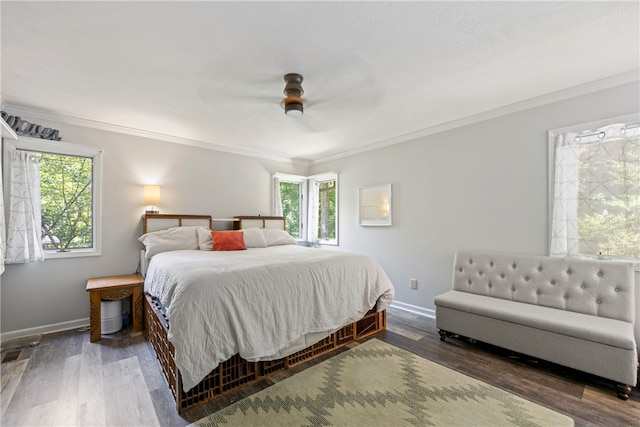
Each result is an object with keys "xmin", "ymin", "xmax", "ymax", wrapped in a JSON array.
[{"xmin": 284, "ymin": 73, "xmax": 304, "ymax": 115}]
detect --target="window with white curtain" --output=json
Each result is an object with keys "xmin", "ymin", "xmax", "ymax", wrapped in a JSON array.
[
  {"xmin": 273, "ymin": 172, "xmax": 338, "ymax": 245},
  {"xmin": 3, "ymin": 137, "xmax": 102, "ymax": 260},
  {"xmin": 549, "ymin": 117, "xmax": 639, "ymax": 262}
]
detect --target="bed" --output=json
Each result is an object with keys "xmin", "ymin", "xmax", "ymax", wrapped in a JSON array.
[{"xmin": 140, "ymin": 214, "xmax": 395, "ymax": 413}]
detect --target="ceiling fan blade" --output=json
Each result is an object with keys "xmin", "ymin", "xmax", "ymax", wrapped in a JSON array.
[{"xmin": 197, "ymin": 84, "xmax": 279, "ymax": 105}]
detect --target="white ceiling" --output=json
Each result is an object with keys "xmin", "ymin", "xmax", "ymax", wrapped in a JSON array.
[{"xmin": 1, "ymin": 1, "xmax": 639, "ymax": 164}]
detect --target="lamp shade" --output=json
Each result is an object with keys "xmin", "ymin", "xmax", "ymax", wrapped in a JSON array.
[{"xmin": 144, "ymin": 185, "xmax": 160, "ymax": 206}]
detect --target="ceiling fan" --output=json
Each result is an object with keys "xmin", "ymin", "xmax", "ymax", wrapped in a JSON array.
[
  {"xmin": 196, "ymin": 58, "xmax": 380, "ymax": 133},
  {"xmin": 282, "ymin": 73, "xmax": 304, "ymax": 116}
]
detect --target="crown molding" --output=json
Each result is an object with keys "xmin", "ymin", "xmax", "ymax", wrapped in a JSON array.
[
  {"xmin": 312, "ymin": 70, "xmax": 640, "ymax": 165},
  {"xmin": 4, "ymin": 70, "xmax": 637, "ymax": 168},
  {"xmin": 1, "ymin": 117, "xmax": 18, "ymax": 140},
  {"xmin": 1, "ymin": 97, "xmax": 18, "ymax": 139},
  {"xmin": 1, "ymin": 103, "xmax": 308, "ymax": 167}
]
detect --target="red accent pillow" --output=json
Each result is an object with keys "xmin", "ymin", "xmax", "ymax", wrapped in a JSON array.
[{"xmin": 211, "ymin": 231, "xmax": 246, "ymax": 251}]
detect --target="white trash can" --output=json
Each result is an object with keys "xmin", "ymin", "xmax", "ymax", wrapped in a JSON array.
[{"xmin": 101, "ymin": 300, "xmax": 122, "ymax": 334}]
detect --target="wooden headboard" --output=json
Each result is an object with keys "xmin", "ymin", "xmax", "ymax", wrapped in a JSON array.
[
  {"xmin": 142, "ymin": 214, "xmax": 213, "ymax": 234},
  {"xmin": 233, "ymin": 215, "xmax": 286, "ymax": 230},
  {"xmin": 141, "ymin": 214, "xmax": 286, "ymax": 234}
]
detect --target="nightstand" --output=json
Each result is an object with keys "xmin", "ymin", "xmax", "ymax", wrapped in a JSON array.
[{"xmin": 86, "ymin": 274, "xmax": 144, "ymax": 342}]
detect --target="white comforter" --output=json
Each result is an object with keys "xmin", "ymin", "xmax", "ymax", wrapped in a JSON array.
[{"xmin": 144, "ymin": 245, "xmax": 395, "ymax": 391}]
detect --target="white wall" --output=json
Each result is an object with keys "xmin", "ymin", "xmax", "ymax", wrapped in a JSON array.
[
  {"xmin": 1, "ymin": 122, "xmax": 305, "ymax": 336},
  {"xmin": 310, "ymin": 81, "xmax": 640, "ymax": 344},
  {"xmin": 2, "ymin": 81, "xmax": 639, "ymax": 346}
]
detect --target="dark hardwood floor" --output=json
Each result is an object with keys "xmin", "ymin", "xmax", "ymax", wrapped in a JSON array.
[{"xmin": 1, "ymin": 307, "xmax": 638, "ymax": 426}]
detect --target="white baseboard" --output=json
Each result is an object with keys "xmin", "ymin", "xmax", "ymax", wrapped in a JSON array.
[
  {"xmin": 0, "ymin": 302, "xmax": 435, "ymax": 344},
  {"xmin": 389, "ymin": 301, "xmax": 435, "ymax": 319},
  {"xmin": 0, "ymin": 318, "xmax": 89, "ymax": 344}
]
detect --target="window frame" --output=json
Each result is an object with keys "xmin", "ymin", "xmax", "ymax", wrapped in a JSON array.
[
  {"xmin": 308, "ymin": 172, "xmax": 339, "ymax": 246},
  {"xmin": 3, "ymin": 136, "xmax": 103, "ymax": 259},
  {"xmin": 275, "ymin": 171, "xmax": 339, "ymax": 246},
  {"xmin": 275, "ymin": 173, "xmax": 308, "ymax": 240},
  {"xmin": 547, "ymin": 113, "xmax": 639, "ymax": 263}
]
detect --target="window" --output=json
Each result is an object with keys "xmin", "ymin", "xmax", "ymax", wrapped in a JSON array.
[
  {"xmin": 280, "ymin": 181, "xmax": 303, "ymax": 238},
  {"xmin": 3, "ymin": 137, "xmax": 102, "ymax": 259},
  {"xmin": 549, "ymin": 118, "xmax": 639, "ymax": 261},
  {"xmin": 310, "ymin": 174, "xmax": 338, "ymax": 243},
  {"xmin": 274, "ymin": 172, "xmax": 338, "ymax": 245}
]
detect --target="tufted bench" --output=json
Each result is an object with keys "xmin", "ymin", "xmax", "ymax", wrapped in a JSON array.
[{"xmin": 434, "ymin": 250, "xmax": 637, "ymax": 400}]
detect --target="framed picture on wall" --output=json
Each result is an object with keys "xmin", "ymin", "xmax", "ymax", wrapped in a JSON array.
[{"xmin": 358, "ymin": 183, "xmax": 392, "ymax": 226}]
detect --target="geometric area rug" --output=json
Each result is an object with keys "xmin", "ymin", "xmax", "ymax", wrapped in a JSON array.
[{"xmin": 190, "ymin": 339, "xmax": 574, "ymax": 427}]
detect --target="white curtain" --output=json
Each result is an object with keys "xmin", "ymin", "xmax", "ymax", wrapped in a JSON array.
[
  {"xmin": 550, "ymin": 122, "xmax": 639, "ymax": 259},
  {"xmin": 272, "ymin": 175, "xmax": 282, "ymax": 216},
  {"xmin": 0, "ymin": 155, "xmax": 5, "ymax": 274},
  {"xmin": 550, "ymin": 133, "xmax": 580, "ymax": 256},
  {"xmin": 307, "ymin": 180, "xmax": 319, "ymax": 243},
  {"xmin": 6, "ymin": 150, "xmax": 44, "ymax": 263}
]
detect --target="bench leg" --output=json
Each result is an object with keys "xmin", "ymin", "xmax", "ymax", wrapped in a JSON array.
[
  {"xmin": 616, "ymin": 384, "xmax": 632, "ymax": 400},
  {"xmin": 438, "ymin": 329, "xmax": 452, "ymax": 342}
]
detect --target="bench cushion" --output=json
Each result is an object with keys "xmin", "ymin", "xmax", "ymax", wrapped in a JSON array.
[{"xmin": 435, "ymin": 290, "xmax": 635, "ymax": 351}]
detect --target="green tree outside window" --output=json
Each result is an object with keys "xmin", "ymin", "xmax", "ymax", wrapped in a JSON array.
[
  {"xmin": 280, "ymin": 181, "xmax": 300, "ymax": 237},
  {"xmin": 37, "ymin": 152, "xmax": 93, "ymax": 251}
]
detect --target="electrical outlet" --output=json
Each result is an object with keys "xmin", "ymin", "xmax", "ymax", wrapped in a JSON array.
[{"xmin": 410, "ymin": 279, "xmax": 418, "ymax": 289}]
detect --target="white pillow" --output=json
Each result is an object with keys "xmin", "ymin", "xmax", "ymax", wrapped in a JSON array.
[
  {"xmin": 197, "ymin": 227, "xmax": 213, "ymax": 251},
  {"xmin": 261, "ymin": 228, "xmax": 297, "ymax": 246},
  {"xmin": 138, "ymin": 226, "xmax": 203, "ymax": 259},
  {"xmin": 243, "ymin": 228, "xmax": 268, "ymax": 248}
]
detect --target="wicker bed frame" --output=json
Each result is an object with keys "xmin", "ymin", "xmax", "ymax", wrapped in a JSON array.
[
  {"xmin": 141, "ymin": 214, "xmax": 388, "ymax": 413},
  {"xmin": 145, "ymin": 294, "xmax": 386, "ymax": 413}
]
